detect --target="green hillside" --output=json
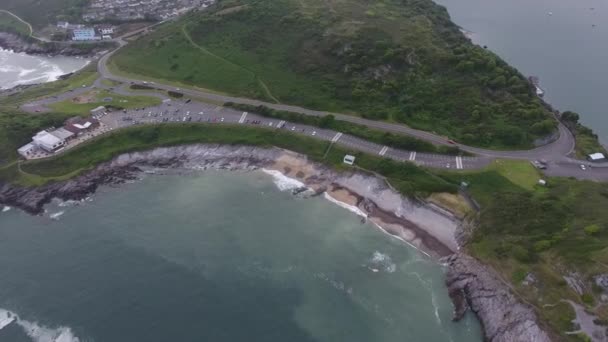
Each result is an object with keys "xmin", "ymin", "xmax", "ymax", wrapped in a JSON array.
[
  {"xmin": 110, "ymin": 0, "xmax": 556, "ymax": 149},
  {"xmin": 0, "ymin": 0, "xmax": 89, "ymax": 28}
]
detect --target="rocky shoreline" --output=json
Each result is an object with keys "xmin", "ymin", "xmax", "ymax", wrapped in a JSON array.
[
  {"xmin": 0, "ymin": 144, "xmax": 551, "ymax": 341},
  {"xmin": 0, "ymin": 32, "xmax": 114, "ymax": 57}
]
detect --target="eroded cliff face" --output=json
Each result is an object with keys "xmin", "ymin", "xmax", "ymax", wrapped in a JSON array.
[{"xmin": 446, "ymin": 253, "xmax": 552, "ymax": 342}]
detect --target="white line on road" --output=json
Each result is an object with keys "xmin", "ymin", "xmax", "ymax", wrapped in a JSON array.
[
  {"xmin": 238, "ymin": 111, "xmax": 248, "ymax": 123},
  {"xmin": 379, "ymin": 146, "xmax": 388, "ymax": 156},
  {"xmin": 409, "ymin": 151, "xmax": 416, "ymax": 161},
  {"xmin": 332, "ymin": 132, "xmax": 343, "ymax": 143},
  {"xmin": 456, "ymin": 156, "xmax": 463, "ymax": 169}
]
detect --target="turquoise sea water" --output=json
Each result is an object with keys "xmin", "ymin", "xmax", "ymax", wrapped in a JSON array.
[{"xmin": 0, "ymin": 171, "xmax": 481, "ymax": 341}]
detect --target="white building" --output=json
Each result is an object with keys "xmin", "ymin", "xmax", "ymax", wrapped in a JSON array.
[
  {"xmin": 343, "ymin": 155, "xmax": 356, "ymax": 165},
  {"xmin": 18, "ymin": 143, "xmax": 37, "ymax": 158},
  {"xmin": 99, "ymin": 26, "xmax": 114, "ymax": 35},
  {"xmin": 32, "ymin": 131, "xmax": 64, "ymax": 152}
]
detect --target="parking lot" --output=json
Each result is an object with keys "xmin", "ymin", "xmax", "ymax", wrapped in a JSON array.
[{"xmin": 97, "ymin": 98, "xmax": 492, "ymax": 170}]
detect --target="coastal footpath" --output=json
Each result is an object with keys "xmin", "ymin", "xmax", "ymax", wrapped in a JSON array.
[{"xmin": 0, "ymin": 144, "xmax": 552, "ymax": 341}]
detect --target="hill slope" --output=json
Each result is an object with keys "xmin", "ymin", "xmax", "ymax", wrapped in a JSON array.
[
  {"xmin": 111, "ymin": 0, "xmax": 556, "ymax": 148},
  {"xmin": 0, "ymin": 0, "xmax": 89, "ymax": 28}
]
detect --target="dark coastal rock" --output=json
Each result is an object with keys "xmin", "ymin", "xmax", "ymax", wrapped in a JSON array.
[
  {"xmin": 0, "ymin": 165, "xmax": 140, "ymax": 215},
  {"xmin": 446, "ymin": 253, "xmax": 552, "ymax": 342},
  {"xmin": 0, "ymin": 32, "xmax": 114, "ymax": 57}
]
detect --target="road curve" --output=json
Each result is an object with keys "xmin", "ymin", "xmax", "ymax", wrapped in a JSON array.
[{"xmin": 98, "ymin": 37, "xmax": 577, "ymax": 163}]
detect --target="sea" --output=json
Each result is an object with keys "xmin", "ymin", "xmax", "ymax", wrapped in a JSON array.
[
  {"xmin": 0, "ymin": 170, "xmax": 483, "ymax": 342},
  {"xmin": 433, "ymin": 0, "xmax": 608, "ymax": 145},
  {"xmin": 0, "ymin": 49, "xmax": 89, "ymax": 90}
]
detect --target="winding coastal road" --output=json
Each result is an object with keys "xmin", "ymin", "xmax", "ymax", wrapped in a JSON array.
[{"xmin": 18, "ymin": 27, "xmax": 608, "ymax": 181}]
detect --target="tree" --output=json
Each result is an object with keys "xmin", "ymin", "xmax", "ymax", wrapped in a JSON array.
[
  {"xmin": 531, "ymin": 120, "xmax": 556, "ymax": 135},
  {"xmin": 319, "ymin": 115, "xmax": 336, "ymax": 128},
  {"xmin": 584, "ymin": 224, "xmax": 601, "ymax": 236},
  {"xmin": 561, "ymin": 111, "xmax": 580, "ymax": 124}
]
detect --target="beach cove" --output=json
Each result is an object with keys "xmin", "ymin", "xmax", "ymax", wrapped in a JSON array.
[{"xmin": 0, "ymin": 144, "xmax": 550, "ymax": 341}]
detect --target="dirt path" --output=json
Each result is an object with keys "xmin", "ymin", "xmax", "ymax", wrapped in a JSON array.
[{"xmin": 180, "ymin": 24, "xmax": 280, "ymax": 104}]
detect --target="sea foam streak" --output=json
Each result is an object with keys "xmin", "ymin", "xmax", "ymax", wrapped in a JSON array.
[
  {"xmin": 261, "ymin": 169, "xmax": 306, "ymax": 191},
  {"xmin": 49, "ymin": 211, "xmax": 65, "ymax": 220},
  {"xmin": 0, "ymin": 308, "xmax": 80, "ymax": 342},
  {"xmin": 323, "ymin": 192, "xmax": 367, "ymax": 218},
  {"xmin": 1, "ymin": 206, "xmax": 10, "ymax": 213}
]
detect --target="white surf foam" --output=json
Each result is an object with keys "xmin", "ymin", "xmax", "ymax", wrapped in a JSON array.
[
  {"xmin": 0, "ymin": 308, "xmax": 80, "ymax": 342},
  {"xmin": 261, "ymin": 169, "xmax": 306, "ymax": 191},
  {"xmin": 1, "ymin": 206, "xmax": 10, "ymax": 213},
  {"xmin": 49, "ymin": 211, "xmax": 65, "ymax": 220},
  {"xmin": 323, "ymin": 192, "xmax": 367, "ymax": 218},
  {"xmin": 370, "ymin": 251, "xmax": 397, "ymax": 273}
]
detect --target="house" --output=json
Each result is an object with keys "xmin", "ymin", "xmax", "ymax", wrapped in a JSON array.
[
  {"xmin": 32, "ymin": 131, "xmax": 66, "ymax": 152},
  {"xmin": 57, "ymin": 21, "xmax": 69, "ymax": 29},
  {"xmin": 72, "ymin": 27, "xmax": 97, "ymax": 41},
  {"xmin": 588, "ymin": 153, "xmax": 606, "ymax": 162},
  {"xmin": 64, "ymin": 118, "xmax": 100, "ymax": 136},
  {"xmin": 97, "ymin": 25, "xmax": 114, "ymax": 35},
  {"xmin": 18, "ymin": 143, "xmax": 37, "ymax": 158},
  {"xmin": 90, "ymin": 106, "xmax": 106, "ymax": 118}
]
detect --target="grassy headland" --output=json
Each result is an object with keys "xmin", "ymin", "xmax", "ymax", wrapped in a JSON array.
[{"xmin": 110, "ymin": 0, "xmax": 557, "ymax": 149}]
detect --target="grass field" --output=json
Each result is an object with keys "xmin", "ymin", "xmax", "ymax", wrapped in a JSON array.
[
  {"xmin": 48, "ymin": 89, "xmax": 162, "ymax": 114},
  {"xmin": 110, "ymin": 0, "xmax": 558, "ymax": 149},
  {"xmin": 0, "ymin": 0, "xmax": 89, "ymax": 29},
  {"xmin": 0, "ymin": 11, "xmax": 31, "ymax": 35}
]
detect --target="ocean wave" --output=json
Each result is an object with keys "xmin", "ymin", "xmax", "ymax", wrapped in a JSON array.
[
  {"xmin": 49, "ymin": 211, "xmax": 65, "ymax": 220},
  {"xmin": 0, "ymin": 308, "xmax": 81, "ymax": 342},
  {"xmin": 261, "ymin": 169, "xmax": 306, "ymax": 191},
  {"xmin": 323, "ymin": 193, "xmax": 367, "ymax": 218},
  {"xmin": 369, "ymin": 251, "xmax": 397, "ymax": 273},
  {"xmin": 1, "ymin": 206, "xmax": 10, "ymax": 213}
]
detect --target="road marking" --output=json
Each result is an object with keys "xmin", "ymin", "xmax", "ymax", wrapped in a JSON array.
[
  {"xmin": 332, "ymin": 132, "xmax": 343, "ymax": 143},
  {"xmin": 238, "ymin": 111, "xmax": 248, "ymax": 123},
  {"xmin": 379, "ymin": 146, "xmax": 388, "ymax": 156},
  {"xmin": 409, "ymin": 151, "xmax": 416, "ymax": 161},
  {"xmin": 456, "ymin": 156, "xmax": 463, "ymax": 169}
]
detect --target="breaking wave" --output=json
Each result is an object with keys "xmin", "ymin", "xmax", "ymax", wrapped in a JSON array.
[
  {"xmin": 323, "ymin": 192, "xmax": 367, "ymax": 218},
  {"xmin": 1, "ymin": 206, "xmax": 10, "ymax": 213},
  {"xmin": 49, "ymin": 211, "xmax": 65, "ymax": 220},
  {"xmin": 261, "ymin": 169, "xmax": 306, "ymax": 191},
  {"xmin": 0, "ymin": 308, "xmax": 81, "ymax": 342},
  {"xmin": 369, "ymin": 251, "xmax": 397, "ymax": 273}
]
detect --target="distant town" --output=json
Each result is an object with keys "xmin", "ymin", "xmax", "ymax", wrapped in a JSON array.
[{"xmin": 44, "ymin": 0, "xmax": 216, "ymax": 41}]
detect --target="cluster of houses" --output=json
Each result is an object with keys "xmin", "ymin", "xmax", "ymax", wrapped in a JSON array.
[
  {"xmin": 81, "ymin": 0, "xmax": 214, "ymax": 22},
  {"xmin": 18, "ymin": 117, "xmax": 101, "ymax": 159},
  {"xmin": 57, "ymin": 22, "xmax": 115, "ymax": 41}
]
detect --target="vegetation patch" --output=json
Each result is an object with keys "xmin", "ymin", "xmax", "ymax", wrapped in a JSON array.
[
  {"xmin": 110, "ymin": 0, "xmax": 557, "ymax": 149},
  {"xmin": 225, "ymin": 103, "xmax": 463, "ymax": 155},
  {"xmin": 561, "ymin": 111, "xmax": 608, "ymax": 158},
  {"xmin": 48, "ymin": 89, "xmax": 161, "ymax": 114},
  {"xmin": 0, "ymin": 11, "xmax": 31, "ymax": 35}
]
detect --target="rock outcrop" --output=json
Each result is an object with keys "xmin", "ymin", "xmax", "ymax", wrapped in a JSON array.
[{"xmin": 446, "ymin": 253, "xmax": 552, "ymax": 342}]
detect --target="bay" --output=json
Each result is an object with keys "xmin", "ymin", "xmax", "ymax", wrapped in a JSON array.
[
  {"xmin": 0, "ymin": 171, "xmax": 481, "ymax": 341},
  {"xmin": 0, "ymin": 49, "xmax": 89, "ymax": 89}
]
